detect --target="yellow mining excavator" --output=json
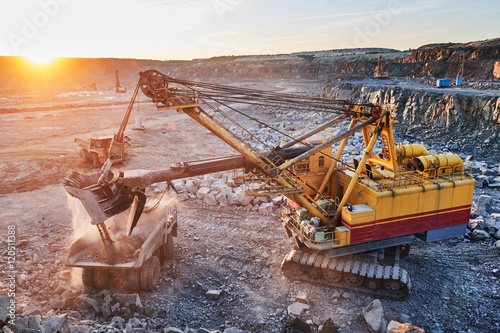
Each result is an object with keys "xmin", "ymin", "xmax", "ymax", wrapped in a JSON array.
[{"xmin": 63, "ymin": 70, "xmax": 475, "ymax": 298}]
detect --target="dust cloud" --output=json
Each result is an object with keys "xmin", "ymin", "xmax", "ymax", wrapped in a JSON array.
[{"xmin": 66, "ymin": 193, "xmax": 100, "ymax": 242}]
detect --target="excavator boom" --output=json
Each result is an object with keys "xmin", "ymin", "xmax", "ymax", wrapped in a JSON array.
[{"xmin": 65, "ymin": 70, "xmax": 383, "ymax": 229}]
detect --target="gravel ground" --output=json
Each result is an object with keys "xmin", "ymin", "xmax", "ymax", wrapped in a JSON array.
[{"xmin": 0, "ymin": 78, "xmax": 499, "ymax": 333}]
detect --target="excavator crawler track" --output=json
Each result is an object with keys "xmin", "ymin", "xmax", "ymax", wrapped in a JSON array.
[{"xmin": 281, "ymin": 250, "xmax": 410, "ymax": 300}]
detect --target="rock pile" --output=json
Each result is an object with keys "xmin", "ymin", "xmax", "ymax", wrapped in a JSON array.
[
  {"xmin": 150, "ymin": 173, "xmax": 286, "ymax": 215},
  {"xmin": 465, "ymin": 160, "xmax": 500, "ymax": 248},
  {"xmin": 466, "ymin": 194, "xmax": 500, "ymax": 248},
  {"xmin": 283, "ymin": 295, "xmax": 425, "ymax": 333},
  {"xmin": 1, "ymin": 294, "xmax": 251, "ymax": 333}
]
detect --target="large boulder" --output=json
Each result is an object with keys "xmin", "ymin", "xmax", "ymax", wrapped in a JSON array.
[
  {"xmin": 8, "ymin": 315, "xmax": 42, "ymax": 333},
  {"xmin": 185, "ymin": 180, "xmax": 199, "ymax": 194},
  {"xmin": 362, "ymin": 299, "xmax": 386, "ymax": 333},
  {"xmin": 74, "ymin": 294, "xmax": 100, "ymax": 314},
  {"xmin": 468, "ymin": 217, "xmax": 484, "ymax": 230},
  {"xmin": 229, "ymin": 192, "xmax": 252, "ymax": 206},
  {"xmin": 196, "ymin": 187, "xmax": 211, "ymax": 200},
  {"xmin": 258, "ymin": 202, "xmax": 274, "ymax": 214},
  {"xmin": 43, "ymin": 315, "xmax": 70, "ymax": 333},
  {"xmin": 171, "ymin": 179, "xmax": 185, "ymax": 192},
  {"xmin": 206, "ymin": 289, "xmax": 222, "ymax": 300},
  {"xmin": 471, "ymin": 229, "xmax": 490, "ymax": 241},
  {"xmin": 112, "ymin": 293, "xmax": 143, "ymax": 308},
  {"xmin": 212, "ymin": 179, "xmax": 230, "ymax": 192},
  {"xmin": 386, "ymin": 320, "xmax": 424, "ymax": 333},
  {"xmin": 215, "ymin": 192, "xmax": 228, "ymax": 205},
  {"xmin": 287, "ymin": 302, "xmax": 310, "ymax": 319},
  {"xmin": 0, "ymin": 296, "xmax": 13, "ymax": 323},
  {"xmin": 477, "ymin": 195, "xmax": 493, "ymax": 211},
  {"xmin": 272, "ymin": 195, "xmax": 285, "ymax": 205},
  {"xmin": 205, "ymin": 193, "xmax": 219, "ymax": 206}
]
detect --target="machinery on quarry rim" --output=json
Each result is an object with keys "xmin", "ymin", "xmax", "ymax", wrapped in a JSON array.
[{"xmin": 63, "ymin": 70, "xmax": 475, "ymax": 299}]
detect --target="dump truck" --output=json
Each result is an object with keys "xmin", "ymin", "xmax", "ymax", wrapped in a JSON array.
[
  {"xmin": 66, "ymin": 195, "xmax": 177, "ymax": 290},
  {"xmin": 74, "ymin": 77, "xmax": 139, "ymax": 168},
  {"xmin": 63, "ymin": 70, "xmax": 475, "ymax": 298},
  {"xmin": 75, "ymin": 135, "xmax": 131, "ymax": 168}
]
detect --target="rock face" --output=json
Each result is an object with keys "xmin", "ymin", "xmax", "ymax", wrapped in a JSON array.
[
  {"xmin": 494, "ymin": 61, "xmax": 500, "ymax": 79},
  {"xmin": 323, "ymin": 81, "xmax": 500, "ymax": 158}
]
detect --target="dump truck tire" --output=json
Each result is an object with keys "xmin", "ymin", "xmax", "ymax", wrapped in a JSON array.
[
  {"xmin": 125, "ymin": 269, "xmax": 141, "ymax": 291},
  {"xmin": 94, "ymin": 268, "xmax": 109, "ymax": 289},
  {"xmin": 140, "ymin": 256, "xmax": 160, "ymax": 291},
  {"xmin": 79, "ymin": 149, "xmax": 90, "ymax": 163},
  {"xmin": 165, "ymin": 233, "xmax": 174, "ymax": 260},
  {"xmin": 159, "ymin": 233, "xmax": 175, "ymax": 264},
  {"xmin": 82, "ymin": 268, "xmax": 95, "ymax": 288},
  {"xmin": 91, "ymin": 153, "xmax": 101, "ymax": 168}
]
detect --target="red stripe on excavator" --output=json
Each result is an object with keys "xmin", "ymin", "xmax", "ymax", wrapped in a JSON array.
[
  {"xmin": 341, "ymin": 204, "xmax": 471, "ymax": 229},
  {"xmin": 341, "ymin": 205, "xmax": 471, "ymax": 244}
]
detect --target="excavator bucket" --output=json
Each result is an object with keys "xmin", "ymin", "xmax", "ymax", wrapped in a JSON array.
[{"xmin": 63, "ymin": 171, "xmax": 145, "ymax": 230}]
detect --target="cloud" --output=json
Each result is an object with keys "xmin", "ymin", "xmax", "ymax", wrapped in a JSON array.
[
  {"xmin": 295, "ymin": 2, "xmax": 438, "ymax": 22},
  {"xmin": 294, "ymin": 11, "xmax": 376, "ymax": 21}
]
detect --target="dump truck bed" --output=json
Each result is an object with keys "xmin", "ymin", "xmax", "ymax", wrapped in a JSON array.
[{"xmin": 67, "ymin": 196, "xmax": 177, "ymax": 269}]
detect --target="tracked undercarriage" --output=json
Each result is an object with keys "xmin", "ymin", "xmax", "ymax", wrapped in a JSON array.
[{"xmin": 281, "ymin": 250, "xmax": 410, "ymax": 300}]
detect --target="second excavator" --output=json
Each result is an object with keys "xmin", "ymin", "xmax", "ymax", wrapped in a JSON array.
[{"xmin": 63, "ymin": 70, "xmax": 475, "ymax": 298}]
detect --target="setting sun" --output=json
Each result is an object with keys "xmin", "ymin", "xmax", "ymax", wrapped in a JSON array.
[{"xmin": 25, "ymin": 53, "xmax": 57, "ymax": 66}]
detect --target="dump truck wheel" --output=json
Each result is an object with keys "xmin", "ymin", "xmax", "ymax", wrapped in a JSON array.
[
  {"xmin": 140, "ymin": 256, "xmax": 160, "ymax": 291},
  {"xmin": 154, "ymin": 248, "xmax": 163, "ymax": 265},
  {"xmin": 94, "ymin": 269, "xmax": 110, "ymax": 289},
  {"xmin": 82, "ymin": 268, "xmax": 95, "ymax": 288},
  {"xmin": 91, "ymin": 153, "xmax": 101, "ymax": 168},
  {"xmin": 159, "ymin": 233, "xmax": 174, "ymax": 265},
  {"xmin": 164, "ymin": 233, "xmax": 174, "ymax": 261},
  {"xmin": 79, "ymin": 149, "xmax": 90, "ymax": 163},
  {"xmin": 125, "ymin": 269, "xmax": 141, "ymax": 291}
]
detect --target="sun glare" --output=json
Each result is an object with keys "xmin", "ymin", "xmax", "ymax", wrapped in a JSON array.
[{"xmin": 25, "ymin": 53, "xmax": 57, "ymax": 66}]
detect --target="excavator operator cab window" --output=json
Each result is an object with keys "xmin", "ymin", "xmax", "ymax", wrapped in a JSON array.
[{"xmin": 318, "ymin": 156, "xmax": 325, "ymax": 168}]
